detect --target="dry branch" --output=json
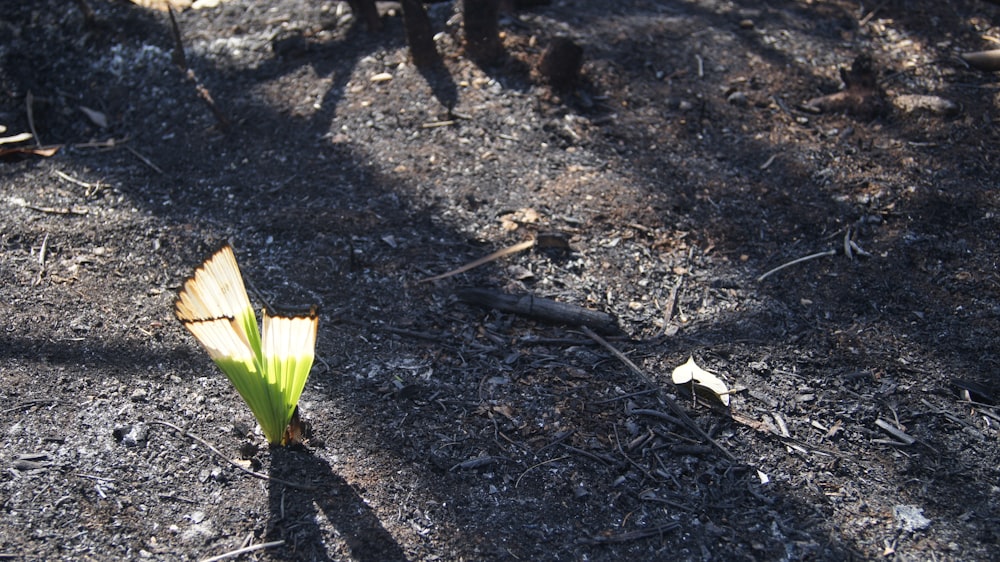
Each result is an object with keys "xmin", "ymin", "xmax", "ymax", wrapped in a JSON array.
[{"xmin": 458, "ymin": 288, "xmax": 619, "ymax": 333}]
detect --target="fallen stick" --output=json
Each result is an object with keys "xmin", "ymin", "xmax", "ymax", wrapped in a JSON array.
[
  {"xmin": 457, "ymin": 288, "xmax": 619, "ymax": 334},
  {"xmin": 199, "ymin": 540, "xmax": 285, "ymax": 562}
]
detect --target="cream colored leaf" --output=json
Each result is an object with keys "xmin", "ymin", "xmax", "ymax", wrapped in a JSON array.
[
  {"xmin": 80, "ymin": 106, "xmax": 108, "ymax": 128},
  {"xmin": 671, "ymin": 356, "xmax": 731, "ymax": 407},
  {"xmin": 0, "ymin": 132, "xmax": 32, "ymax": 145}
]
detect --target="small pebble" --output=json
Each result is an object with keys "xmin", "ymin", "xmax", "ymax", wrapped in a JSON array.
[
  {"xmin": 114, "ymin": 423, "xmax": 149, "ymax": 447},
  {"xmin": 727, "ymin": 91, "xmax": 749, "ymax": 106}
]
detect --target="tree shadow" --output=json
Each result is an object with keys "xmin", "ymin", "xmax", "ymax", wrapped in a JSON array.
[
  {"xmin": 3, "ymin": 0, "xmax": 999, "ymax": 559},
  {"xmin": 416, "ymin": 60, "xmax": 459, "ymax": 115}
]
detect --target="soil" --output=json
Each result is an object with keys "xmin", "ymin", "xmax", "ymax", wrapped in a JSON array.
[{"xmin": 2, "ymin": 0, "xmax": 1000, "ymax": 560}]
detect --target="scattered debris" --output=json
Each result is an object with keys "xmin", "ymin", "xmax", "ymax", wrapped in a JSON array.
[
  {"xmin": 583, "ymin": 326, "xmax": 737, "ymax": 462},
  {"xmin": 802, "ymin": 54, "xmax": 886, "ymax": 118}
]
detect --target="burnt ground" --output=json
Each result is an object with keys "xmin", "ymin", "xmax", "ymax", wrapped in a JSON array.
[{"xmin": 2, "ymin": 0, "xmax": 1000, "ymax": 560}]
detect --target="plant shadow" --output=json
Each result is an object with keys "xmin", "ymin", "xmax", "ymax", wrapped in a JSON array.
[{"xmin": 266, "ymin": 446, "xmax": 408, "ymax": 561}]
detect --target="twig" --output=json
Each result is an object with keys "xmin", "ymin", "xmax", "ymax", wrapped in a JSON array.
[
  {"xmin": 757, "ymin": 249, "xmax": 837, "ymax": 282},
  {"xmin": 759, "ymin": 154, "xmax": 777, "ymax": 170},
  {"xmin": 149, "ymin": 420, "xmax": 316, "ymax": 490},
  {"xmin": 199, "ymin": 540, "xmax": 285, "ymax": 562},
  {"xmin": 661, "ymin": 273, "xmax": 683, "ymax": 336},
  {"xmin": 581, "ymin": 326, "xmax": 737, "ymax": 461},
  {"xmin": 874, "ymin": 418, "xmax": 915, "ymax": 445},
  {"xmin": 1, "ymin": 399, "xmax": 57, "ymax": 414},
  {"xmin": 419, "ymin": 239, "xmax": 536, "ymax": 283},
  {"xmin": 859, "ymin": 0, "xmax": 888, "ymax": 27},
  {"xmin": 628, "ymin": 407, "xmax": 683, "ymax": 427},
  {"xmin": 0, "ymin": 132, "xmax": 32, "ymax": 145},
  {"xmin": 558, "ymin": 443, "xmax": 615, "ymax": 465},
  {"xmin": 590, "ymin": 388, "xmax": 658, "ymax": 405},
  {"xmin": 729, "ymin": 411, "xmax": 839, "ymax": 458},
  {"xmin": 76, "ymin": 473, "xmax": 116, "ymax": 482},
  {"xmin": 23, "ymin": 204, "xmax": 88, "ymax": 215},
  {"xmin": 73, "ymin": 137, "xmax": 126, "ymax": 149},
  {"xmin": 54, "ymin": 170, "xmax": 98, "ymax": 190},
  {"xmin": 167, "ymin": 6, "xmax": 187, "ymax": 69},
  {"xmin": 241, "ymin": 274, "xmax": 274, "ymax": 314},
  {"xmin": 125, "ymin": 146, "xmax": 164, "ymax": 174},
  {"xmin": 383, "ymin": 325, "xmax": 448, "ymax": 342},
  {"xmin": 421, "ymin": 120, "xmax": 455, "ymax": 128},
  {"xmin": 583, "ymin": 522, "xmax": 681, "ymax": 545},
  {"xmin": 919, "ymin": 398, "xmax": 971, "ymax": 429},
  {"xmin": 515, "ymin": 455, "xmax": 569, "ymax": 488},
  {"xmin": 26, "ymin": 91, "xmax": 41, "ymax": 147},
  {"xmin": 168, "ymin": 6, "xmax": 230, "ymax": 131}
]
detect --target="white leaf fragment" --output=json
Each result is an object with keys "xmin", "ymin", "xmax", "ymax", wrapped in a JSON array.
[
  {"xmin": 80, "ymin": 106, "xmax": 108, "ymax": 128},
  {"xmin": 756, "ymin": 469, "xmax": 769, "ymax": 485},
  {"xmin": 0, "ymin": 132, "xmax": 32, "ymax": 145},
  {"xmin": 671, "ymin": 356, "xmax": 731, "ymax": 407}
]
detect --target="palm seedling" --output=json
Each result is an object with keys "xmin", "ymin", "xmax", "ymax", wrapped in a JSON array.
[{"xmin": 174, "ymin": 244, "xmax": 318, "ymax": 446}]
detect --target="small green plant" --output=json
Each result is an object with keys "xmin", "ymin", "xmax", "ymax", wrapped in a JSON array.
[{"xmin": 175, "ymin": 244, "xmax": 318, "ymax": 446}]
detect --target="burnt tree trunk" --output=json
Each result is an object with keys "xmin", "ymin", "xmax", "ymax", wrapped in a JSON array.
[
  {"xmin": 347, "ymin": 0, "xmax": 382, "ymax": 32},
  {"xmin": 402, "ymin": 0, "xmax": 438, "ymax": 68},
  {"xmin": 462, "ymin": 0, "xmax": 502, "ymax": 64},
  {"xmin": 538, "ymin": 37, "xmax": 583, "ymax": 90}
]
